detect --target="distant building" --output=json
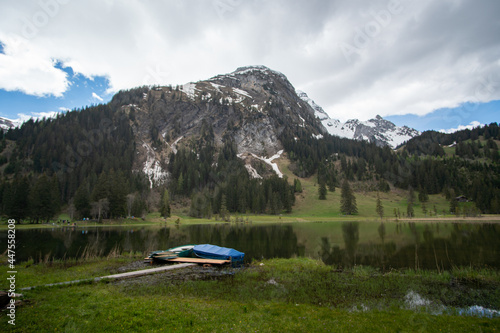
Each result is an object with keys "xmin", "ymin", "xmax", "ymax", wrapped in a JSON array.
[{"xmin": 455, "ymin": 195, "xmax": 469, "ymax": 202}]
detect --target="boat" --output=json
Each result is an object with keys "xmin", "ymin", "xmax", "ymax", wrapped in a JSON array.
[
  {"xmin": 146, "ymin": 245, "xmax": 195, "ymax": 263},
  {"xmin": 192, "ymin": 244, "xmax": 245, "ymax": 266},
  {"xmin": 146, "ymin": 244, "xmax": 245, "ymax": 266}
]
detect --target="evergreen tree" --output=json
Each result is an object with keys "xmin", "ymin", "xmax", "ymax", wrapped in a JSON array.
[
  {"xmin": 376, "ymin": 192, "xmax": 384, "ymax": 219},
  {"xmin": 219, "ymin": 194, "xmax": 229, "ymax": 221},
  {"xmin": 29, "ymin": 174, "xmax": 59, "ymax": 223},
  {"xmin": 108, "ymin": 171, "xmax": 127, "ymax": 218},
  {"xmin": 131, "ymin": 195, "xmax": 146, "ymax": 217},
  {"xmin": 74, "ymin": 184, "xmax": 91, "ymax": 218},
  {"xmin": 340, "ymin": 180, "xmax": 358, "ymax": 215},
  {"xmin": 450, "ymin": 197, "xmax": 458, "ymax": 214},
  {"xmin": 408, "ymin": 186, "xmax": 415, "ymax": 205},
  {"xmin": 92, "ymin": 172, "xmax": 110, "ymax": 202},
  {"xmin": 318, "ymin": 180, "xmax": 327, "ymax": 200},
  {"xmin": 418, "ymin": 187, "xmax": 429, "ymax": 203},
  {"xmin": 407, "ymin": 202, "xmax": 414, "ymax": 218},
  {"xmin": 177, "ymin": 173, "xmax": 185, "ymax": 195},
  {"xmin": 4, "ymin": 177, "xmax": 30, "ymax": 222},
  {"xmin": 294, "ymin": 178, "xmax": 303, "ymax": 193},
  {"xmin": 160, "ymin": 189, "xmax": 171, "ymax": 218}
]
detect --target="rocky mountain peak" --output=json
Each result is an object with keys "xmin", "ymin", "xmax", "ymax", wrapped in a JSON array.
[
  {"xmin": 296, "ymin": 92, "xmax": 420, "ymax": 148},
  {"xmin": 122, "ymin": 66, "xmax": 326, "ymax": 185}
]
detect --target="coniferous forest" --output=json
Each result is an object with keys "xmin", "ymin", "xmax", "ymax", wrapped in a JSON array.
[{"xmin": 0, "ymin": 98, "xmax": 499, "ymax": 223}]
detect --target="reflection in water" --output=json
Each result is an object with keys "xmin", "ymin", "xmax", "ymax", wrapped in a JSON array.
[
  {"xmin": 342, "ymin": 222, "xmax": 359, "ymax": 267},
  {"xmin": 1, "ymin": 221, "xmax": 498, "ymax": 270}
]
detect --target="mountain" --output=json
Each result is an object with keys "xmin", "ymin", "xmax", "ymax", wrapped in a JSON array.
[
  {"xmin": 0, "ymin": 116, "xmax": 20, "ymax": 131},
  {"xmin": 2, "ymin": 65, "xmax": 500, "ymax": 219},
  {"xmin": 115, "ymin": 65, "xmax": 326, "ymax": 186},
  {"xmin": 297, "ymin": 91, "xmax": 420, "ymax": 148}
]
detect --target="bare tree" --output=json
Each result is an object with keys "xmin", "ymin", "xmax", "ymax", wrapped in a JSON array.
[
  {"xmin": 91, "ymin": 198, "xmax": 110, "ymax": 222},
  {"xmin": 126, "ymin": 193, "xmax": 135, "ymax": 217}
]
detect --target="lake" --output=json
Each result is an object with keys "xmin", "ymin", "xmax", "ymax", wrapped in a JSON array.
[{"xmin": 2, "ymin": 221, "xmax": 499, "ymax": 270}]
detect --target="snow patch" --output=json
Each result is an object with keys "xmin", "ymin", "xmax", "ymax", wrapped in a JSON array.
[
  {"xmin": 180, "ymin": 82, "xmax": 198, "ymax": 100},
  {"xmin": 210, "ymin": 82, "xmax": 224, "ymax": 92},
  {"xmin": 142, "ymin": 141, "xmax": 168, "ymax": 188},
  {"xmin": 244, "ymin": 164, "xmax": 262, "ymax": 179},
  {"xmin": 233, "ymin": 88, "xmax": 252, "ymax": 99},
  {"xmin": 171, "ymin": 136, "xmax": 183, "ymax": 154},
  {"xmin": 250, "ymin": 150, "xmax": 284, "ymax": 178}
]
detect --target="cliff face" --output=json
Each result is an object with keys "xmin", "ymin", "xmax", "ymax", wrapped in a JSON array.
[{"xmin": 114, "ymin": 66, "xmax": 325, "ymax": 186}]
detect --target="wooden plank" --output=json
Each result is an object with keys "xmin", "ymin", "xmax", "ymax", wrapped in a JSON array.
[{"xmin": 167, "ymin": 257, "xmax": 230, "ymax": 265}]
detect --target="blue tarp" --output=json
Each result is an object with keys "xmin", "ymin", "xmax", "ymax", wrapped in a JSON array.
[{"xmin": 193, "ymin": 244, "xmax": 245, "ymax": 261}]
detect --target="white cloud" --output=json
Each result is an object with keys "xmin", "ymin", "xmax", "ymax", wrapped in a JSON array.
[
  {"xmin": 92, "ymin": 92, "xmax": 103, "ymax": 102},
  {"xmin": 439, "ymin": 121, "xmax": 484, "ymax": 134},
  {"xmin": 0, "ymin": 34, "xmax": 68, "ymax": 96},
  {"xmin": 16, "ymin": 111, "xmax": 59, "ymax": 123},
  {"xmin": 0, "ymin": 0, "xmax": 499, "ymax": 121}
]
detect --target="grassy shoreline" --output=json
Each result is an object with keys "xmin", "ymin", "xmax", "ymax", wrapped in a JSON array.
[
  {"xmin": 1, "ymin": 256, "xmax": 499, "ymax": 331},
  {"xmin": 2, "ymin": 213, "xmax": 500, "ymax": 229}
]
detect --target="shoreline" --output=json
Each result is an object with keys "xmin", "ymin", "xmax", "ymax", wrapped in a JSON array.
[{"xmin": 1, "ymin": 214, "xmax": 500, "ymax": 229}]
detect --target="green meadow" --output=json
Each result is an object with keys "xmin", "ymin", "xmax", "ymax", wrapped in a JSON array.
[{"xmin": 1, "ymin": 256, "xmax": 499, "ymax": 332}]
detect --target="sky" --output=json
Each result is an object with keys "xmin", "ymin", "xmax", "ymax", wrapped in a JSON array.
[{"xmin": 0, "ymin": 0, "xmax": 499, "ymax": 132}]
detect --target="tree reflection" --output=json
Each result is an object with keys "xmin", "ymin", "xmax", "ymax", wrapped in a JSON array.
[{"xmin": 342, "ymin": 222, "xmax": 359, "ymax": 267}]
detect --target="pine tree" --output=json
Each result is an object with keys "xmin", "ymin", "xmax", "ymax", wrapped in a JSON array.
[
  {"xmin": 422, "ymin": 202, "xmax": 428, "ymax": 216},
  {"xmin": 131, "ymin": 195, "xmax": 145, "ymax": 217},
  {"xmin": 177, "ymin": 173, "xmax": 184, "ymax": 195},
  {"xmin": 376, "ymin": 192, "xmax": 384, "ymax": 219},
  {"xmin": 318, "ymin": 180, "xmax": 327, "ymax": 200},
  {"xmin": 294, "ymin": 178, "xmax": 303, "ymax": 193},
  {"xmin": 220, "ymin": 194, "xmax": 229, "ymax": 221},
  {"xmin": 74, "ymin": 184, "xmax": 91, "ymax": 218},
  {"xmin": 407, "ymin": 202, "xmax": 414, "ymax": 218},
  {"xmin": 408, "ymin": 186, "xmax": 415, "ymax": 204},
  {"xmin": 449, "ymin": 197, "xmax": 458, "ymax": 215},
  {"xmin": 108, "ymin": 171, "xmax": 127, "ymax": 218},
  {"xmin": 160, "ymin": 189, "xmax": 171, "ymax": 218},
  {"xmin": 340, "ymin": 180, "xmax": 358, "ymax": 215},
  {"xmin": 418, "ymin": 187, "xmax": 429, "ymax": 203}
]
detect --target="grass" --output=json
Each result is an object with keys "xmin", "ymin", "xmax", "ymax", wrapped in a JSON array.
[{"xmin": 1, "ymin": 257, "xmax": 499, "ymax": 332}]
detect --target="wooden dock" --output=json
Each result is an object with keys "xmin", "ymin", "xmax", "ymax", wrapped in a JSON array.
[
  {"xmin": 97, "ymin": 263, "xmax": 197, "ymax": 281},
  {"xmin": 21, "ymin": 263, "xmax": 197, "ymax": 290}
]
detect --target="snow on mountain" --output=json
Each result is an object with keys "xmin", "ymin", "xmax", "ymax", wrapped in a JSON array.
[
  {"xmin": 0, "ymin": 116, "xmax": 21, "ymax": 131},
  {"xmin": 297, "ymin": 91, "xmax": 420, "ymax": 148}
]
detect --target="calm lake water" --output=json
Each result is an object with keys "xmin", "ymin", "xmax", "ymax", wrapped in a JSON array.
[{"xmin": 2, "ymin": 221, "xmax": 499, "ymax": 270}]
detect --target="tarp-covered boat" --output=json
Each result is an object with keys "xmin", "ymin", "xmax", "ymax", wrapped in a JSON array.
[
  {"xmin": 147, "ymin": 245, "xmax": 195, "ymax": 262},
  {"xmin": 146, "ymin": 244, "xmax": 245, "ymax": 266},
  {"xmin": 193, "ymin": 244, "xmax": 245, "ymax": 265}
]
